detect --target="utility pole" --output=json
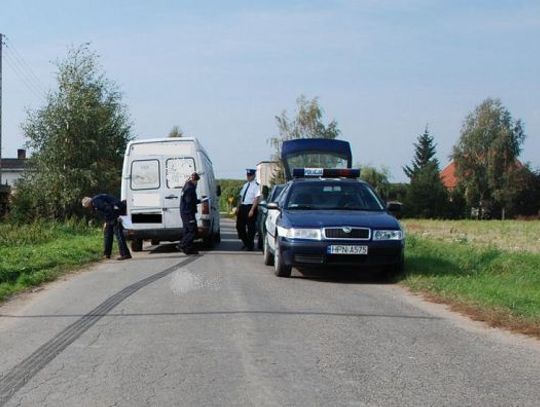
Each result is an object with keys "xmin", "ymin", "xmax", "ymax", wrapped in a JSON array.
[{"xmin": 0, "ymin": 33, "xmax": 3, "ymax": 185}]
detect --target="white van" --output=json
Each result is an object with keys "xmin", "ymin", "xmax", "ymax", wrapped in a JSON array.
[{"xmin": 120, "ymin": 137, "xmax": 221, "ymax": 251}]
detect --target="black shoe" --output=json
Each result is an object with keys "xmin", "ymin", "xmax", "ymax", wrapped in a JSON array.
[{"xmin": 117, "ymin": 255, "xmax": 132, "ymax": 261}]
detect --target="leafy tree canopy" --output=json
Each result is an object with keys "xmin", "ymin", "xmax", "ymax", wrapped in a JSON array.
[
  {"xmin": 452, "ymin": 98, "xmax": 526, "ymax": 218},
  {"xmin": 168, "ymin": 125, "xmax": 184, "ymax": 138},
  {"xmin": 358, "ymin": 164, "xmax": 391, "ymax": 199},
  {"xmin": 269, "ymin": 95, "xmax": 341, "ymax": 183},
  {"xmin": 11, "ymin": 44, "xmax": 133, "ymax": 221}
]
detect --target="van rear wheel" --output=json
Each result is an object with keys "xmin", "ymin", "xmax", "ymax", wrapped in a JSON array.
[
  {"xmin": 131, "ymin": 239, "xmax": 143, "ymax": 252},
  {"xmin": 203, "ymin": 235, "xmax": 214, "ymax": 249}
]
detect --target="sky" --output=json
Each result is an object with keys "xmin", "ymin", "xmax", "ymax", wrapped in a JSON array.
[{"xmin": 1, "ymin": 0, "xmax": 539, "ymax": 181}]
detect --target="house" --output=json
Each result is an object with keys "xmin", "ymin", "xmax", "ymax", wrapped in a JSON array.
[
  {"xmin": 0, "ymin": 149, "xmax": 28, "ymax": 188},
  {"xmin": 440, "ymin": 159, "xmax": 525, "ymax": 191},
  {"xmin": 440, "ymin": 160, "xmax": 458, "ymax": 190},
  {"xmin": 256, "ymin": 161, "xmax": 279, "ymax": 187}
]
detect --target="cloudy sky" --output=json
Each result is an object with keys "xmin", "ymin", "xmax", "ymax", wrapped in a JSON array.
[{"xmin": 1, "ymin": 0, "xmax": 539, "ymax": 181}]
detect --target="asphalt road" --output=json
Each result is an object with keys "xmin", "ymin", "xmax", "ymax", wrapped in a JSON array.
[{"xmin": 0, "ymin": 219, "xmax": 539, "ymax": 407}]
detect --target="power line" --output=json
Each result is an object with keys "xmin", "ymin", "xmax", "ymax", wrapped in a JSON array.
[
  {"xmin": 3, "ymin": 37, "xmax": 46, "ymax": 93},
  {"xmin": 2, "ymin": 37, "xmax": 48, "ymax": 102},
  {"xmin": 3, "ymin": 51, "xmax": 46, "ymax": 101}
]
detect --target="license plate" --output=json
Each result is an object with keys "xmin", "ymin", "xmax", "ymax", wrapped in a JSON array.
[{"xmin": 327, "ymin": 245, "xmax": 368, "ymax": 255}]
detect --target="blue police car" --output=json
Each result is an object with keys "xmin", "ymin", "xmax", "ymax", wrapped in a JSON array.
[{"xmin": 263, "ymin": 168, "xmax": 404, "ymax": 278}]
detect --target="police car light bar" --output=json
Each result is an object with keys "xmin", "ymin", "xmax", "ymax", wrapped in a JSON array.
[{"xmin": 292, "ymin": 168, "xmax": 361, "ymax": 178}]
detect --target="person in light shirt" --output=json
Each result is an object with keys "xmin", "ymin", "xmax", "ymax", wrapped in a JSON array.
[{"xmin": 236, "ymin": 168, "xmax": 261, "ymax": 251}]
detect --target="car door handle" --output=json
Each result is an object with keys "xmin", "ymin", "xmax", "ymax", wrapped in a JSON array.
[{"xmin": 165, "ymin": 195, "xmax": 178, "ymax": 199}]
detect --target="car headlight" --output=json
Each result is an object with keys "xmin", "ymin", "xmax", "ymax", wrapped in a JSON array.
[
  {"xmin": 373, "ymin": 230, "xmax": 403, "ymax": 240},
  {"xmin": 277, "ymin": 226, "xmax": 322, "ymax": 240}
]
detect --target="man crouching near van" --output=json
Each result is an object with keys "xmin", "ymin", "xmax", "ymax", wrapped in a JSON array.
[
  {"xmin": 82, "ymin": 194, "xmax": 132, "ymax": 260},
  {"xmin": 178, "ymin": 172, "xmax": 201, "ymax": 255}
]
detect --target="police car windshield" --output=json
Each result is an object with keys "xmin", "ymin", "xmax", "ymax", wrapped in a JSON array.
[{"xmin": 286, "ymin": 181, "xmax": 384, "ymax": 211}]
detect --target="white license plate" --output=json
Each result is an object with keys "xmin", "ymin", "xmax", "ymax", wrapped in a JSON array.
[{"xmin": 327, "ymin": 245, "xmax": 368, "ymax": 255}]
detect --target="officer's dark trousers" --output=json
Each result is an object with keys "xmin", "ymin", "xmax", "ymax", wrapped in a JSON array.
[
  {"xmin": 181, "ymin": 212, "xmax": 198, "ymax": 253},
  {"xmin": 104, "ymin": 220, "xmax": 130, "ymax": 257},
  {"xmin": 236, "ymin": 204, "xmax": 257, "ymax": 250}
]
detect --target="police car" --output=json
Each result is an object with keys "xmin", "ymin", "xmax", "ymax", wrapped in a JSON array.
[{"xmin": 263, "ymin": 168, "xmax": 404, "ymax": 278}]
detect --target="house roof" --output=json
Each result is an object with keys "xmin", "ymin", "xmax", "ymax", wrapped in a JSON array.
[
  {"xmin": 0, "ymin": 158, "xmax": 27, "ymax": 170},
  {"xmin": 440, "ymin": 161, "xmax": 458, "ymax": 189}
]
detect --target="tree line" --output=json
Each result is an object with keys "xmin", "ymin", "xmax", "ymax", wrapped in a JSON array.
[{"xmin": 3, "ymin": 44, "xmax": 539, "ymax": 222}]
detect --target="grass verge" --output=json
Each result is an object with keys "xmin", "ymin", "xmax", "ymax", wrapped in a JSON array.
[
  {"xmin": 0, "ymin": 220, "xmax": 103, "ymax": 302},
  {"xmin": 403, "ymin": 233, "xmax": 540, "ymax": 338}
]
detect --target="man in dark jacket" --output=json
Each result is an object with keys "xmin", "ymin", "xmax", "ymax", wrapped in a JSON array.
[
  {"xmin": 178, "ymin": 172, "xmax": 201, "ymax": 255},
  {"xmin": 82, "ymin": 194, "xmax": 132, "ymax": 260}
]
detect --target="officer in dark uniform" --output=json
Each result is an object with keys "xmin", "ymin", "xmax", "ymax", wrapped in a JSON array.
[
  {"xmin": 236, "ymin": 168, "xmax": 261, "ymax": 251},
  {"xmin": 82, "ymin": 194, "xmax": 131, "ymax": 260},
  {"xmin": 179, "ymin": 172, "xmax": 201, "ymax": 255}
]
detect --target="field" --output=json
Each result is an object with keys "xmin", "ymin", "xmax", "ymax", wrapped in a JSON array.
[{"xmin": 401, "ymin": 219, "xmax": 540, "ymax": 338}]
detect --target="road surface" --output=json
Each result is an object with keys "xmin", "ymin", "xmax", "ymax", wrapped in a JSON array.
[{"xmin": 1, "ymin": 219, "xmax": 539, "ymax": 406}]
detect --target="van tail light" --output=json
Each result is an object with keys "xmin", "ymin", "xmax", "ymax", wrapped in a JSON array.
[{"xmin": 201, "ymin": 200, "xmax": 210, "ymax": 214}]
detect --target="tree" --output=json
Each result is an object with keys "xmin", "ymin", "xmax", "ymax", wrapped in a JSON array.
[
  {"xmin": 403, "ymin": 125, "xmax": 438, "ymax": 178},
  {"xmin": 269, "ymin": 95, "xmax": 341, "ymax": 183},
  {"xmin": 452, "ymin": 98, "xmax": 526, "ymax": 219},
  {"xmin": 509, "ymin": 166, "xmax": 540, "ymax": 217},
  {"xmin": 168, "ymin": 126, "xmax": 183, "ymax": 138},
  {"xmin": 403, "ymin": 126, "xmax": 448, "ymax": 218},
  {"xmin": 11, "ymin": 44, "xmax": 132, "ymax": 220},
  {"xmin": 358, "ymin": 165, "xmax": 391, "ymax": 199},
  {"xmin": 404, "ymin": 163, "xmax": 448, "ymax": 218}
]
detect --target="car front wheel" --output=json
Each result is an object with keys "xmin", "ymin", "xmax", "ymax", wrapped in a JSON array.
[
  {"xmin": 263, "ymin": 234, "xmax": 274, "ymax": 266},
  {"xmin": 274, "ymin": 238, "xmax": 292, "ymax": 277}
]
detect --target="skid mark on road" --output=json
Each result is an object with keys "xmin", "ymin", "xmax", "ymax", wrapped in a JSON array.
[{"xmin": 0, "ymin": 256, "xmax": 200, "ymax": 406}]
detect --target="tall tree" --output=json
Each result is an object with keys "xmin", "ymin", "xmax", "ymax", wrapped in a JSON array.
[
  {"xmin": 11, "ymin": 44, "xmax": 132, "ymax": 220},
  {"xmin": 168, "ymin": 125, "xmax": 183, "ymax": 138},
  {"xmin": 403, "ymin": 125, "xmax": 438, "ymax": 178},
  {"xmin": 269, "ymin": 95, "xmax": 341, "ymax": 183},
  {"xmin": 403, "ymin": 126, "xmax": 448, "ymax": 218},
  {"xmin": 452, "ymin": 98, "xmax": 526, "ymax": 219}
]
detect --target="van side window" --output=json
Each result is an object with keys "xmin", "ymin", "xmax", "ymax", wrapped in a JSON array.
[
  {"xmin": 166, "ymin": 158, "xmax": 196, "ymax": 189},
  {"xmin": 131, "ymin": 160, "xmax": 160, "ymax": 190}
]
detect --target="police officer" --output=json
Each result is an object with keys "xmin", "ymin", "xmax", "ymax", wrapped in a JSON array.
[
  {"xmin": 82, "ymin": 194, "xmax": 131, "ymax": 260},
  {"xmin": 236, "ymin": 168, "xmax": 261, "ymax": 251},
  {"xmin": 179, "ymin": 172, "xmax": 201, "ymax": 255}
]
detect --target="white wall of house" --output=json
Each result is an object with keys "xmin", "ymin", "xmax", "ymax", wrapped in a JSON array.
[
  {"xmin": 1, "ymin": 170, "xmax": 24, "ymax": 187},
  {"xmin": 256, "ymin": 161, "xmax": 279, "ymax": 187}
]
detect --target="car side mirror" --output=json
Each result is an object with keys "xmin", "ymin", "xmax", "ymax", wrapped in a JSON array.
[
  {"xmin": 386, "ymin": 201, "xmax": 402, "ymax": 218},
  {"xmin": 267, "ymin": 202, "xmax": 279, "ymax": 210}
]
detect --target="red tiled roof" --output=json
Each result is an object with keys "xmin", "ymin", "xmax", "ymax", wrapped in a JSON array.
[{"xmin": 440, "ymin": 161, "xmax": 457, "ymax": 189}]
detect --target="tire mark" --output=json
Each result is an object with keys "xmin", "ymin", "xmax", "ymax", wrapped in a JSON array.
[{"xmin": 0, "ymin": 256, "xmax": 199, "ymax": 406}]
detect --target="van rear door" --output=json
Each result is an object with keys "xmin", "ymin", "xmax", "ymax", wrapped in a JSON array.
[{"xmin": 162, "ymin": 157, "xmax": 197, "ymax": 228}]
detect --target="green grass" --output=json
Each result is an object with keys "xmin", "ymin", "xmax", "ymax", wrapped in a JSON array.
[
  {"xmin": 0, "ymin": 220, "xmax": 103, "ymax": 301},
  {"xmin": 402, "ymin": 220, "xmax": 540, "ymax": 336}
]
